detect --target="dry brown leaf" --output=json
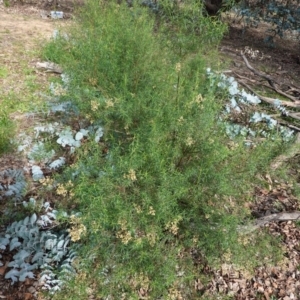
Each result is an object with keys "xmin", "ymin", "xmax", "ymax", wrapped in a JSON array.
[
  {"xmin": 264, "ymin": 291, "xmax": 270, "ymax": 300},
  {"xmin": 194, "ymin": 279, "xmax": 204, "ymax": 291},
  {"xmin": 23, "ymin": 293, "xmax": 32, "ymax": 300},
  {"xmin": 0, "ymin": 266, "xmax": 7, "ymax": 277}
]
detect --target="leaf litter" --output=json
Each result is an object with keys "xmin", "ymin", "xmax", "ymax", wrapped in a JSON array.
[{"xmin": 200, "ymin": 179, "xmax": 300, "ymax": 300}]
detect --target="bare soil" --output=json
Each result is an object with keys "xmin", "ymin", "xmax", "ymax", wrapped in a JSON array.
[
  {"xmin": 0, "ymin": 3, "xmax": 300, "ymax": 299},
  {"xmin": 0, "ymin": 5, "xmax": 55, "ymax": 93},
  {"xmin": 220, "ymin": 19, "xmax": 300, "ymax": 100},
  {"xmin": 220, "ymin": 23, "xmax": 300, "ymax": 88},
  {"xmin": 0, "ymin": 5, "xmax": 63, "ymax": 173}
]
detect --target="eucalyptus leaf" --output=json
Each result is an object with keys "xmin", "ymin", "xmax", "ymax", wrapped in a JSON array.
[
  {"xmin": 9, "ymin": 238, "xmax": 21, "ymax": 251},
  {"xmin": 32, "ymin": 165, "xmax": 44, "ymax": 181},
  {"xmin": 75, "ymin": 131, "xmax": 84, "ymax": 141},
  {"xmin": 19, "ymin": 271, "xmax": 35, "ymax": 282},
  {"xmin": 49, "ymin": 157, "xmax": 66, "ymax": 169},
  {"xmin": 30, "ymin": 214, "xmax": 37, "ymax": 226}
]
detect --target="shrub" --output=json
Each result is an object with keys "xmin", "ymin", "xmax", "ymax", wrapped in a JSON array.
[
  {"xmin": 0, "ymin": 111, "xmax": 14, "ymax": 154},
  {"xmin": 43, "ymin": 1, "xmax": 286, "ymax": 298}
]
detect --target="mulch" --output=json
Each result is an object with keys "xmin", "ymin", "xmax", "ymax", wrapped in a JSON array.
[{"xmin": 203, "ymin": 183, "xmax": 300, "ymax": 300}]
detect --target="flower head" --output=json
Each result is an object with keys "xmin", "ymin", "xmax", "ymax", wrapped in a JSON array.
[
  {"xmin": 91, "ymin": 100, "xmax": 99, "ymax": 112},
  {"xmin": 175, "ymin": 63, "xmax": 181, "ymax": 73},
  {"xmin": 105, "ymin": 99, "xmax": 114, "ymax": 108},
  {"xmin": 186, "ymin": 137, "xmax": 195, "ymax": 147},
  {"xmin": 124, "ymin": 169, "xmax": 137, "ymax": 182}
]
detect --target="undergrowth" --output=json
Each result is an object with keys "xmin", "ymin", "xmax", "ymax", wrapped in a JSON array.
[
  {"xmin": 0, "ymin": 110, "xmax": 14, "ymax": 154},
  {"xmin": 39, "ymin": 1, "xmax": 290, "ymax": 298}
]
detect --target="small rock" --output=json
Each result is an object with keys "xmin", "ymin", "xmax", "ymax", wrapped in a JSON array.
[{"xmin": 27, "ymin": 286, "xmax": 36, "ymax": 294}]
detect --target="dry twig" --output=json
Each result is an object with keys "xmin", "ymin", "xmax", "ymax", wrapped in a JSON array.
[
  {"xmin": 255, "ymin": 211, "xmax": 300, "ymax": 226},
  {"xmin": 241, "ymin": 52, "xmax": 277, "ymax": 88},
  {"xmin": 238, "ymin": 211, "xmax": 300, "ymax": 234},
  {"xmin": 241, "ymin": 52, "xmax": 299, "ymax": 102},
  {"xmin": 238, "ymin": 80, "xmax": 300, "ymax": 108}
]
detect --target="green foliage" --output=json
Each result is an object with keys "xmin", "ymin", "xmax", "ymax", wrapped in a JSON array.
[
  {"xmin": 3, "ymin": 0, "xmax": 10, "ymax": 8},
  {"xmin": 43, "ymin": 0, "xmax": 286, "ymax": 298},
  {"xmin": 231, "ymin": 229, "xmax": 283, "ymax": 272},
  {"xmin": 156, "ymin": 0, "xmax": 226, "ymax": 53},
  {"xmin": 0, "ymin": 110, "xmax": 14, "ymax": 154}
]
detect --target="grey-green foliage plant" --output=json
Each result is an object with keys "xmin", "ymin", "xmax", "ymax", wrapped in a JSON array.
[
  {"xmin": 16, "ymin": 102, "xmax": 104, "ymax": 181},
  {"xmin": 0, "ymin": 169, "xmax": 26, "ymax": 202},
  {"xmin": 32, "ymin": 165, "xmax": 45, "ymax": 181},
  {"xmin": 236, "ymin": 0, "xmax": 300, "ymax": 43},
  {"xmin": 208, "ymin": 69, "xmax": 295, "ymax": 142},
  {"xmin": 0, "ymin": 210, "xmax": 76, "ymax": 291},
  {"xmin": 28, "ymin": 142, "xmax": 56, "ymax": 164}
]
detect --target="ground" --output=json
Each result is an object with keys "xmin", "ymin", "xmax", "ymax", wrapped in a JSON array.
[
  {"xmin": 0, "ymin": 3, "xmax": 300, "ymax": 299},
  {"xmin": 0, "ymin": 5, "xmax": 62, "ymax": 299},
  {"xmin": 221, "ymin": 20, "xmax": 300, "ymax": 98},
  {"xmin": 0, "ymin": 4, "xmax": 59, "ymax": 175}
]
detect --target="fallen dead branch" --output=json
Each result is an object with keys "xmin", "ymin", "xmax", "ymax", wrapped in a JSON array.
[
  {"xmin": 241, "ymin": 52, "xmax": 300, "ymax": 102},
  {"xmin": 261, "ymin": 82, "xmax": 299, "ymax": 102},
  {"xmin": 238, "ymin": 211, "xmax": 300, "ymax": 234},
  {"xmin": 241, "ymin": 52, "xmax": 277, "ymax": 88},
  {"xmin": 287, "ymin": 112, "xmax": 300, "ymax": 121},
  {"xmin": 238, "ymin": 80, "xmax": 300, "ymax": 108},
  {"xmin": 235, "ymin": 71, "xmax": 299, "ymax": 103},
  {"xmin": 233, "ymin": 71, "xmax": 256, "ymax": 83},
  {"xmin": 279, "ymin": 122, "xmax": 300, "ymax": 132},
  {"xmin": 255, "ymin": 211, "xmax": 300, "ymax": 226},
  {"xmin": 286, "ymin": 87, "xmax": 300, "ymax": 95},
  {"xmin": 36, "ymin": 61, "xmax": 63, "ymax": 74}
]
